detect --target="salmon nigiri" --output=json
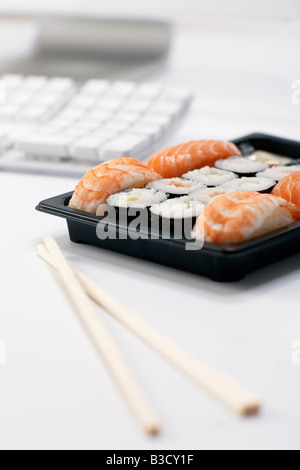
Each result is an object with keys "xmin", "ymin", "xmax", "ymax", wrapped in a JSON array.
[
  {"xmin": 69, "ymin": 157, "xmax": 162, "ymax": 214},
  {"xmin": 193, "ymin": 191, "xmax": 300, "ymax": 244},
  {"xmin": 272, "ymin": 171, "xmax": 300, "ymax": 209},
  {"xmin": 146, "ymin": 140, "xmax": 241, "ymax": 178}
]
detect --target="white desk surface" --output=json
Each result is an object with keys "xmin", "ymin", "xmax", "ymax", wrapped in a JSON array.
[{"xmin": 0, "ymin": 20, "xmax": 300, "ymax": 450}]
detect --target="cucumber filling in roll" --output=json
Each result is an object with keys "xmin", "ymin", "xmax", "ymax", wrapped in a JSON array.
[
  {"xmin": 182, "ymin": 166, "xmax": 237, "ymax": 187},
  {"xmin": 150, "ymin": 196, "xmax": 204, "ymax": 220},
  {"xmin": 222, "ymin": 176, "xmax": 276, "ymax": 193},
  {"xmin": 249, "ymin": 150, "xmax": 293, "ymax": 166},
  {"xmin": 107, "ymin": 188, "xmax": 167, "ymax": 209}
]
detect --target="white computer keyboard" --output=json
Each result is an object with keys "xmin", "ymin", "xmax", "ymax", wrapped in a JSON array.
[{"xmin": 0, "ymin": 75, "xmax": 193, "ymax": 177}]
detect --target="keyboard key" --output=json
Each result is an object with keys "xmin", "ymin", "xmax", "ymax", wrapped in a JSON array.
[
  {"xmin": 135, "ymin": 83, "xmax": 162, "ymax": 99},
  {"xmin": 150, "ymin": 100, "xmax": 184, "ymax": 118},
  {"xmin": 113, "ymin": 111, "xmax": 140, "ymax": 125},
  {"xmin": 23, "ymin": 76, "xmax": 48, "ymax": 92},
  {"xmin": 100, "ymin": 134, "xmax": 150, "ymax": 159},
  {"xmin": 16, "ymin": 134, "xmax": 75, "ymax": 158},
  {"xmin": 17, "ymin": 106, "xmax": 50, "ymax": 123},
  {"xmin": 85, "ymin": 110, "xmax": 113, "ymax": 124},
  {"xmin": 103, "ymin": 121, "xmax": 130, "ymax": 133},
  {"xmin": 161, "ymin": 87, "xmax": 193, "ymax": 102},
  {"xmin": 76, "ymin": 119, "xmax": 100, "ymax": 130},
  {"xmin": 98, "ymin": 97, "xmax": 125, "ymax": 112},
  {"xmin": 64, "ymin": 127, "xmax": 89, "ymax": 138},
  {"xmin": 80, "ymin": 80, "xmax": 110, "ymax": 96},
  {"xmin": 58, "ymin": 108, "xmax": 86, "ymax": 122},
  {"xmin": 0, "ymin": 105, "xmax": 20, "ymax": 120},
  {"xmin": 35, "ymin": 93, "xmax": 67, "ymax": 111},
  {"xmin": 70, "ymin": 95, "xmax": 97, "ymax": 110},
  {"xmin": 131, "ymin": 123, "xmax": 162, "ymax": 141},
  {"xmin": 1, "ymin": 123, "xmax": 36, "ymax": 140},
  {"xmin": 49, "ymin": 118, "xmax": 74, "ymax": 129},
  {"xmin": 10, "ymin": 91, "xmax": 33, "ymax": 106},
  {"xmin": 140, "ymin": 113, "xmax": 172, "ymax": 131},
  {"xmin": 38, "ymin": 126, "xmax": 63, "ymax": 135},
  {"xmin": 70, "ymin": 136, "xmax": 107, "ymax": 160},
  {"xmin": 92, "ymin": 129, "xmax": 119, "ymax": 139},
  {"xmin": 0, "ymin": 131, "xmax": 11, "ymax": 150},
  {"xmin": 1, "ymin": 75, "xmax": 24, "ymax": 91},
  {"xmin": 123, "ymin": 99, "xmax": 152, "ymax": 114},
  {"xmin": 48, "ymin": 78, "xmax": 75, "ymax": 95},
  {"xmin": 110, "ymin": 81, "xmax": 136, "ymax": 97}
]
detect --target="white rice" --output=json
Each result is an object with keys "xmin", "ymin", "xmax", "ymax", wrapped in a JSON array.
[
  {"xmin": 189, "ymin": 186, "xmax": 234, "ymax": 204},
  {"xmin": 222, "ymin": 176, "xmax": 276, "ymax": 192},
  {"xmin": 146, "ymin": 178, "xmax": 204, "ymax": 195},
  {"xmin": 256, "ymin": 165, "xmax": 300, "ymax": 182},
  {"xmin": 107, "ymin": 188, "xmax": 167, "ymax": 209},
  {"xmin": 249, "ymin": 150, "xmax": 293, "ymax": 166},
  {"xmin": 215, "ymin": 156, "xmax": 268, "ymax": 175},
  {"xmin": 182, "ymin": 166, "xmax": 237, "ymax": 187},
  {"xmin": 150, "ymin": 196, "xmax": 205, "ymax": 219}
]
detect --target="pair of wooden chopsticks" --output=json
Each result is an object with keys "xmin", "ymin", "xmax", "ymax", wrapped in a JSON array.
[{"xmin": 38, "ymin": 236, "xmax": 261, "ymax": 434}]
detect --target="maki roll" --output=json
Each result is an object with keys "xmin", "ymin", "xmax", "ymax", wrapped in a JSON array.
[
  {"xmin": 107, "ymin": 188, "xmax": 167, "ymax": 210},
  {"xmin": 257, "ymin": 165, "xmax": 300, "ymax": 182},
  {"xmin": 150, "ymin": 196, "xmax": 204, "ymax": 239},
  {"xmin": 249, "ymin": 150, "xmax": 293, "ymax": 166},
  {"xmin": 286, "ymin": 159, "xmax": 300, "ymax": 166},
  {"xmin": 146, "ymin": 178, "xmax": 204, "ymax": 196},
  {"xmin": 150, "ymin": 196, "xmax": 204, "ymax": 220},
  {"xmin": 182, "ymin": 166, "xmax": 237, "ymax": 187},
  {"xmin": 149, "ymin": 196, "xmax": 205, "ymax": 239},
  {"xmin": 189, "ymin": 186, "xmax": 234, "ymax": 204},
  {"xmin": 215, "ymin": 156, "xmax": 268, "ymax": 177},
  {"xmin": 222, "ymin": 176, "xmax": 276, "ymax": 193}
]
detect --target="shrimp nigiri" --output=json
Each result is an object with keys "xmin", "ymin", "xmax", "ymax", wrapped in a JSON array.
[
  {"xmin": 272, "ymin": 171, "xmax": 300, "ymax": 209},
  {"xmin": 69, "ymin": 157, "xmax": 162, "ymax": 214},
  {"xmin": 146, "ymin": 140, "xmax": 241, "ymax": 178},
  {"xmin": 193, "ymin": 191, "xmax": 300, "ymax": 244}
]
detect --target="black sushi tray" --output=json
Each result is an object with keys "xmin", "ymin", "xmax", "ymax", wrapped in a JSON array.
[{"xmin": 36, "ymin": 133, "xmax": 300, "ymax": 282}]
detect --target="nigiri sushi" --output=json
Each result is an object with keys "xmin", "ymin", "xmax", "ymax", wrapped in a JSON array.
[
  {"xmin": 193, "ymin": 191, "xmax": 300, "ymax": 244},
  {"xmin": 69, "ymin": 157, "xmax": 162, "ymax": 214},
  {"xmin": 272, "ymin": 171, "xmax": 300, "ymax": 209},
  {"xmin": 146, "ymin": 140, "xmax": 242, "ymax": 178}
]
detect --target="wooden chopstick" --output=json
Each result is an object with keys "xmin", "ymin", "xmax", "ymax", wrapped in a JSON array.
[
  {"xmin": 38, "ymin": 241, "xmax": 261, "ymax": 416},
  {"xmin": 41, "ymin": 236, "xmax": 160, "ymax": 435}
]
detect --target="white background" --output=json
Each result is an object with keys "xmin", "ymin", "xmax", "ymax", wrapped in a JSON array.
[
  {"xmin": 0, "ymin": 2, "xmax": 300, "ymax": 451},
  {"xmin": 0, "ymin": 0, "xmax": 300, "ymax": 21}
]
